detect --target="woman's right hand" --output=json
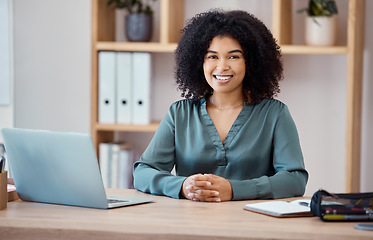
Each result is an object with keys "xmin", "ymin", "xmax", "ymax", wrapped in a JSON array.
[
  {"xmin": 181, "ymin": 174, "xmax": 232, "ymax": 202},
  {"xmin": 181, "ymin": 174, "xmax": 220, "ymax": 202}
]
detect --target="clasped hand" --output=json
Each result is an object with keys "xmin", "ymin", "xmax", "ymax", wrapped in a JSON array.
[{"xmin": 181, "ymin": 174, "xmax": 233, "ymax": 202}]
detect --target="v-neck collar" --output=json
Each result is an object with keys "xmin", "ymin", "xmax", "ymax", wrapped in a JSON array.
[{"xmin": 200, "ymin": 97, "xmax": 253, "ymax": 165}]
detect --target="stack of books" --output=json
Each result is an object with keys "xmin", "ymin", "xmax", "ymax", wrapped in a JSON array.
[{"xmin": 99, "ymin": 142, "xmax": 138, "ymax": 189}]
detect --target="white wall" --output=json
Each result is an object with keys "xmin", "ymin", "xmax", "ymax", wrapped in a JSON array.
[
  {"xmin": 12, "ymin": 0, "xmax": 372, "ymax": 195},
  {"xmin": 13, "ymin": 0, "xmax": 91, "ymax": 133},
  {"xmin": 0, "ymin": 0, "xmax": 14, "ymax": 142},
  {"xmin": 360, "ymin": 5, "xmax": 373, "ymax": 192}
]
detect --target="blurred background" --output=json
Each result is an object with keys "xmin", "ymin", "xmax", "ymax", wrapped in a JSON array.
[{"xmin": 0, "ymin": 0, "xmax": 372, "ymax": 196}]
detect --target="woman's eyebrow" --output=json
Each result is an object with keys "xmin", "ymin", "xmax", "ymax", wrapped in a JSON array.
[
  {"xmin": 229, "ymin": 49, "xmax": 243, "ymax": 54},
  {"xmin": 206, "ymin": 49, "xmax": 243, "ymax": 54}
]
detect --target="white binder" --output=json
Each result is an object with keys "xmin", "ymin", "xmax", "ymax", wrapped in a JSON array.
[
  {"xmin": 132, "ymin": 52, "xmax": 151, "ymax": 124},
  {"xmin": 118, "ymin": 150, "xmax": 131, "ymax": 189},
  {"xmin": 98, "ymin": 51, "xmax": 116, "ymax": 123},
  {"xmin": 99, "ymin": 142, "xmax": 110, "ymax": 188},
  {"xmin": 116, "ymin": 52, "xmax": 133, "ymax": 124},
  {"xmin": 110, "ymin": 143, "xmax": 120, "ymax": 189},
  {"xmin": 118, "ymin": 147, "xmax": 137, "ymax": 189}
]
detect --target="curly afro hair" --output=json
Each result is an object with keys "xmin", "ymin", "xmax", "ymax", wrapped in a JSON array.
[{"xmin": 175, "ymin": 10, "xmax": 283, "ymax": 104}]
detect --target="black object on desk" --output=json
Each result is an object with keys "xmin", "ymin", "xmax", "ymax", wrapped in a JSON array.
[{"xmin": 0, "ymin": 156, "xmax": 5, "ymax": 172}]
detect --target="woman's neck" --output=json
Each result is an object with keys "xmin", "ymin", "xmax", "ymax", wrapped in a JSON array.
[{"xmin": 209, "ymin": 93, "xmax": 245, "ymax": 110}]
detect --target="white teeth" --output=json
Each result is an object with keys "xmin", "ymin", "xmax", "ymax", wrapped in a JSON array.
[{"xmin": 215, "ymin": 75, "xmax": 231, "ymax": 80}]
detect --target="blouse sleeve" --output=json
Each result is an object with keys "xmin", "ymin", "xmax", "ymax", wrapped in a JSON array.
[
  {"xmin": 230, "ymin": 105, "xmax": 308, "ymax": 200},
  {"xmin": 133, "ymin": 105, "xmax": 187, "ymax": 199}
]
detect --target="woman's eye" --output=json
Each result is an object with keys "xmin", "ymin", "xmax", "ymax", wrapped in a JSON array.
[
  {"xmin": 229, "ymin": 55, "xmax": 240, "ymax": 59},
  {"xmin": 207, "ymin": 55, "xmax": 217, "ymax": 59}
]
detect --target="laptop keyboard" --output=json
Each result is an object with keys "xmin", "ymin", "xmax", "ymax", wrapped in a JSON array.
[{"xmin": 107, "ymin": 199, "xmax": 128, "ymax": 204}]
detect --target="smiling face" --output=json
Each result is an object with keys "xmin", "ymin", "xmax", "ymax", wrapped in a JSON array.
[{"xmin": 203, "ymin": 36, "xmax": 246, "ymax": 96}]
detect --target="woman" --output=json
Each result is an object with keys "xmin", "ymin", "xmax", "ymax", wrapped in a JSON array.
[{"xmin": 133, "ymin": 10, "xmax": 308, "ymax": 202}]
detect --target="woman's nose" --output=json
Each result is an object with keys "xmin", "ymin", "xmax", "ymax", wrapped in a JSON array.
[{"xmin": 216, "ymin": 59, "xmax": 230, "ymax": 70}]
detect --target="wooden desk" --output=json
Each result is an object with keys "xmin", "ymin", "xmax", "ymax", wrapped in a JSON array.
[{"xmin": 0, "ymin": 189, "xmax": 371, "ymax": 240}]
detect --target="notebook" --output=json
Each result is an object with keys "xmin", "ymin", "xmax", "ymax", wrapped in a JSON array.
[
  {"xmin": 244, "ymin": 199, "xmax": 313, "ymax": 218},
  {"xmin": 1, "ymin": 127, "xmax": 153, "ymax": 209}
]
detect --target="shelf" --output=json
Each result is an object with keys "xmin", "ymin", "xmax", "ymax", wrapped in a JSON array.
[
  {"xmin": 96, "ymin": 42, "xmax": 348, "ymax": 55},
  {"xmin": 95, "ymin": 41, "xmax": 177, "ymax": 53},
  {"xmin": 91, "ymin": 0, "xmax": 365, "ymax": 193},
  {"xmin": 280, "ymin": 45, "xmax": 348, "ymax": 55},
  {"xmin": 94, "ymin": 122, "xmax": 160, "ymax": 132}
]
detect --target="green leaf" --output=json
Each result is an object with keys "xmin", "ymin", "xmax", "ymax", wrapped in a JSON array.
[
  {"xmin": 298, "ymin": 0, "xmax": 338, "ymax": 17},
  {"xmin": 326, "ymin": 1, "xmax": 338, "ymax": 14}
]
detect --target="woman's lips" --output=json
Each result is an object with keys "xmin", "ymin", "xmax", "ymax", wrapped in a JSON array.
[{"xmin": 213, "ymin": 75, "xmax": 233, "ymax": 83}]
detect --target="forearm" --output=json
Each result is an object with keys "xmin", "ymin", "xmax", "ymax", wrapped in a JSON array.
[
  {"xmin": 133, "ymin": 162, "xmax": 186, "ymax": 199},
  {"xmin": 229, "ymin": 170, "xmax": 308, "ymax": 200}
]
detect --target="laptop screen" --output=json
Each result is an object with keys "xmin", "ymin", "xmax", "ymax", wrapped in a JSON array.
[{"xmin": 1, "ymin": 128, "xmax": 109, "ymax": 208}]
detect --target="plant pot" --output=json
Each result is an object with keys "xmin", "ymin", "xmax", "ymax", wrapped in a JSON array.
[
  {"xmin": 305, "ymin": 16, "xmax": 337, "ymax": 46},
  {"xmin": 125, "ymin": 14, "xmax": 153, "ymax": 42}
]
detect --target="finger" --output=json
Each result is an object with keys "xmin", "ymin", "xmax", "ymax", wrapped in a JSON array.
[
  {"xmin": 202, "ymin": 174, "xmax": 220, "ymax": 183},
  {"xmin": 186, "ymin": 184, "xmax": 209, "ymax": 194},
  {"xmin": 192, "ymin": 180, "xmax": 212, "ymax": 188},
  {"xmin": 191, "ymin": 191, "xmax": 221, "ymax": 202},
  {"xmin": 192, "ymin": 174, "xmax": 210, "ymax": 181},
  {"xmin": 187, "ymin": 194, "xmax": 221, "ymax": 202},
  {"xmin": 185, "ymin": 184, "xmax": 198, "ymax": 192},
  {"xmin": 204, "ymin": 197, "xmax": 221, "ymax": 202},
  {"xmin": 190, "ymin": 173, "xmax": 204, "ymax": 180},
  {"xmin": 191, "ymin": 196, "xmax": 221, "ymax": 202},
  {"xmin": 187, "ymin": 192, "xmax": 196, "ymax": 200},
  {"xmin": 195, "ymin": 189, "xmax": 219, "ymax": 198}
]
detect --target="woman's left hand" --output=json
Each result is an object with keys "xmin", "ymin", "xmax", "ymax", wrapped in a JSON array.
[{"xmin": 183, "ymin": 174, "xmax": 233, "ymax": 202}]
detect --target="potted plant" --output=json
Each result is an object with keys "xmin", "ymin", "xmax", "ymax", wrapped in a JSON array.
[
  {"xmin": 298, "ymin": 0, "xmax": 338, "ymax": 46},
  {"xmin": 107, "ymin": 0, "xmax": 157, "ymax": 42}
]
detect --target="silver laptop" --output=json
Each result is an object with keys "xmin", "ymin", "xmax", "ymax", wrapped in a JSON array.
[{"xmin": 1, "ymin": 127, "xmax": 153, "ymax": 209}]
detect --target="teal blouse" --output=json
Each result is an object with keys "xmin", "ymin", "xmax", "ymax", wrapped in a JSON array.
[{"xmin": 133, "ymin": 97, "xmax": 308, "ymax": 200}]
